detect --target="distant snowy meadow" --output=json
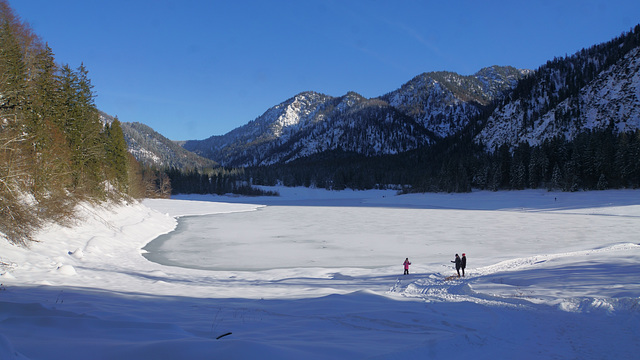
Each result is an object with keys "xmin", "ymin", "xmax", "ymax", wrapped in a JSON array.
[{"xmin": 0, "ymin": 188, "xmax": 639, "ymax": 359}]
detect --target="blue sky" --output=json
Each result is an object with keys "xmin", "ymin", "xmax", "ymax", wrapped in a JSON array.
[{"xmin": 10, "ymin": 0, "xmax": 640, "ymax": 140}]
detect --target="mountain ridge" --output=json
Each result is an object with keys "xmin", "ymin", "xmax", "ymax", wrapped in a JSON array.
[
  {"xmin": 476, "ymin": 27, "xmax": 640, "ymax": 150},
  {"xmin": 100, "ymin": 112, "xmax": 217, "ymax": 170},
  {"xmin": 183, "ymin": 65, "xmax": 527, "ymax": 166}
]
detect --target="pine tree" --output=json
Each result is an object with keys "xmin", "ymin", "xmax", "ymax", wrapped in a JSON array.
[
  {"xmin": 104, "ymin": 117, "xmax": 129, "ymax": 192},
  {"xmin": 25, "ymin": 44, "xmax": 75, "ymax": 220},
  {"xmin": 597, "ymin": 174, "xmax": 608, "ymax": 190},
  {"xmin": 59, "ymin": 63, "xmax": 106, "ymax": 196},
  {"xmin": 550, "ymin": 164, "xmax": 562, "ymax": 190}
]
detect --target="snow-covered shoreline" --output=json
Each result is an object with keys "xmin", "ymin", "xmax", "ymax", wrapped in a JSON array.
[{"xmin": 1, "ymin": 188, "xmax": 639, "ymax": 359}]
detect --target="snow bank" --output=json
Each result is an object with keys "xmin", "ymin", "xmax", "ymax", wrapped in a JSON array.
[{"xmin": 0, "ymin": 188, "xmax": 638, "ymax": 359}]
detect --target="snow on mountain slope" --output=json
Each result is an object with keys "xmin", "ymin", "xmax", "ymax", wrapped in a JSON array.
[
  {"xmin": 183, "ymin": 66, "xmax": 525, "ymax": 166},
  {"xmin": 477, "ymin": 44, "xmax": 640, "ymax": 150},
  {"xmin": 381, "ymin": 66, "xmax": 528, "ymax": 138},
  {"xmin": 182, "ymin": 91, "xmax": 333, "ymax": 165},
  {"xmin": 257, "ymin": 94, "xmax": 432, "ymax": 165},
  {"xmin": 100, "ymin": 112, "xmax": 217, "ymax": 170},
  {"xmin": 185, "ymin": 91, "xmax": 434, "ymax": 166},
  {"xmin": 580, "ymin": 46, "xmax": 640, "ymax": 131}
]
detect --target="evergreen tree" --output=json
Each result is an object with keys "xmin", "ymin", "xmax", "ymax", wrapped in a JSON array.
[
  {"xmin": 24, "ymin": 44, "xmax": 75, "ymax": 220},
  {"xmin": 597, "ymin": 174, "xmax": 608, "ymax": 190},
  {"xmin": 59, "ymin": 63, "xmax": 106, "ymax": 196},
  {"xmin": 550, "ymin": 164, "xmax": 563, "ymax": 190},
  {"xmin": 104, "ymin": 117, "xmax": 129, "ymax": 192}
]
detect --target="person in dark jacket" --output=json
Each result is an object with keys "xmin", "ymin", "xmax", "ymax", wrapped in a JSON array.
[
  {"xmin": 451, "ymin": 254, "xmax": 461, "ymax": 277},
  {"xmin": 461, "ymin": 253, "xmax": 467, "ymax": 277}
]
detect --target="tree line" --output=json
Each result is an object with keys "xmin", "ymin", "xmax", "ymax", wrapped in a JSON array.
[
  {"xmin": 230, "ymin": 127, "xmax": 640, "ymax": 194},
  {"xmin": 165, "ymin": 167, "xmax": 277, "ymax": 196}
]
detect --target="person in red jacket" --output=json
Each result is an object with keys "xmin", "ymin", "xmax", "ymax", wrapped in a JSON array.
[{"xmin": 403, "ymin": 258, "xmax": 411, "ymax": 275}]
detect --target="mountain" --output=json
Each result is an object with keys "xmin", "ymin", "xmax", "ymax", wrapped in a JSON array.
[
  {"xmin": 171, "ymin": 26, "xmax": 640, "ymax": 192},
  {"xmin": 183, "ymin": 91, "xmax": 435, "ymax": 166},
  {"xmin": 183, "ymin": 66, "xmax": 527, "ymax": 166},
  {"xmin": 100, "ymin": 112, "xmax": 217, "ymax": 170},
  {"xmin": 123, "ymin": 122, "xmax": 218, "ymax": 170},
  {"xmin": 477, "ymin": 27, "xmax": 640, "ymax": 150},
  {"xmin": 243, "ymin": 26, "xmax": 640, "ymax": 192},
  {"xmin": 381, "ymin": 65, "xmax": 529, "ymax": 138}
]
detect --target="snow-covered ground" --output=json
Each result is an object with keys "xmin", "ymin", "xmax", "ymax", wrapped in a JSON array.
[{"xmin": 0, "ymin": 187, "xmax": 639, "ymax": 359}]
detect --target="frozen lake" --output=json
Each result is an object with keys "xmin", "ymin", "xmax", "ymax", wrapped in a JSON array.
[{"xmin": 142, "ymin": 196, "xmax": 640, "ymax": 272}]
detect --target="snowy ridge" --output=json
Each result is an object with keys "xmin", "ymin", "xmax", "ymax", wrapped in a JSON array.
[
  {"xmin": 182, "ymin": 91, "xmax": 335, "ymax": 165},
  {"xmin": 113, "ymin": 119, "xmax": 217, "ymax": 170},
  {"xmin": 579, "ymin": 47, "xmax": 640, "ymax": 131},
  {"xmin": 477, "ymin": 41, "xmax": 640, "ymax": 150},
  {"xmin": 183, "ymin": 66, "xmax": 524, "ymax": 166},
  {"xmin": 256, "ymin": 91, "xmax": 330, "ymax": 140},
  {"xmin": 185, "ymin": 91, "xmax": 434, "ymax": 166},
  {"xmin": 259, "ymin": 94, "xmax": 431, "ymax": 165},
  {"xmin": 383, "ymin": 66, "xmax": 527, "ymax": 138}
]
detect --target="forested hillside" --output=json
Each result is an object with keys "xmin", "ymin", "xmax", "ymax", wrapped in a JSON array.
[
  {"xmin": 118, "ymin": 120, "xmax": 217, "ymax": 170},
  {"xmin": 0, "ymin": 1, "xmax": 154, "ymax": 246},
  {"xmin": 478, "ymin": 26, "xmax": 640, "ymax": 149}
]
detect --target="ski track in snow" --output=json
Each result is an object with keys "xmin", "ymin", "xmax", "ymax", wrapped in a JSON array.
[{"xmin": 388, "ymin": 242, "xmax": 640, "ymax": 313}]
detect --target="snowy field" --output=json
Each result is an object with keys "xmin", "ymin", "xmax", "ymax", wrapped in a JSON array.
[{"xmin": 0, "ymin": 187, "xmax": 639, "ymax": 359}]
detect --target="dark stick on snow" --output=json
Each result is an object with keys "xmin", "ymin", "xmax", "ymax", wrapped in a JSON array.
[{"xmin": 216, "ymin": 332, "xmax": 232, "ymax": 340}]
